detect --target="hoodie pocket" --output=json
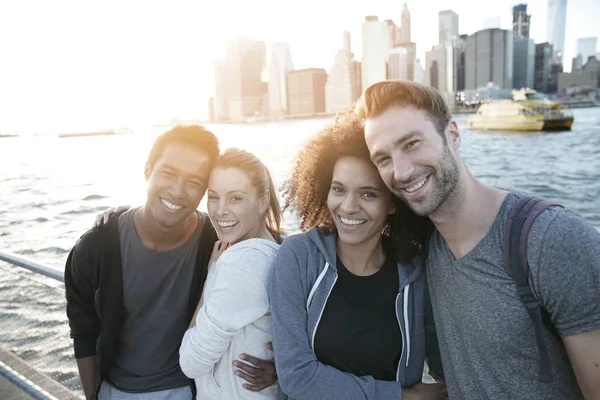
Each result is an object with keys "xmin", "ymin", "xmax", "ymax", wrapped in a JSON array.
[
  {"xmin": 211, "ymin": 367, "xmax": 221, "ymax": 393},
  {"xmin": 197, "ymin": 368, "xmax": 221, "ymax": 400},
  {"xmin": 194, "ymin": 368, "xmax": 221, "ymax": 400}
]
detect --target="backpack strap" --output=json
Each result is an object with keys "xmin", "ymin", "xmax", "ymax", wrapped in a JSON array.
[{"xmin": 503, "ymin": 195, "xmax": 563, "ymax": 383}]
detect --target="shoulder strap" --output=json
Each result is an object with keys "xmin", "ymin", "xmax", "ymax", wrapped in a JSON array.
[{"xmin": 503, "ymin": 195, "xmax": 563, "ymax": 383}]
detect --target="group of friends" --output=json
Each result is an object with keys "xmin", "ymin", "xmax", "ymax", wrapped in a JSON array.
[{"xmin": 64, "ymin": 80, "xmax": 600, "ymax": 400}]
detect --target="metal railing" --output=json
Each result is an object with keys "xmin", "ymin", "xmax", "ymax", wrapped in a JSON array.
[
  {"xmin": 0, "ymin": 251, "xmax": 64, "ymax": 282},
  {"xmin": 0, "ymin": 360, "xmax": 60, "ymax": 400},
  {"xmin": 0, "ymin": 250, "xmax": 80, "ymax": 400}
]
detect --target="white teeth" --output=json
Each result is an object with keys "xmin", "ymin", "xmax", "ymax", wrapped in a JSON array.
[
  {"xmin": 217, "ymin": 220, "xmax": 238, "ymax": 228},
  {"xmin": 340, "ymin": 216, "xmax": 367, "ymax": 226},
  {"xmin": 405, "ymin": 177, "xmax": 427, "ymax": 193},
  {"xmin": 161, "ymin": 199, "xmax": 183, "ymax": 210}
]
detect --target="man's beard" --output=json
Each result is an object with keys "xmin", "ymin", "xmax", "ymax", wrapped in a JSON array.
[{"xmin": 391, "ymin": 146, "xmax": 460, "ymax": 217}]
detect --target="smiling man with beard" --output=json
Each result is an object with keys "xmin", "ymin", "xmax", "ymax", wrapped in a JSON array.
[
  {"xmin": 355, "ymin": 81, "xmax": 600, "ymax": 400},
  {"xmin": 65, "ymin": 125, "xmax": 277, "ymax": 400}
]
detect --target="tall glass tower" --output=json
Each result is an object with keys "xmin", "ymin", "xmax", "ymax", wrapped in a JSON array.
[{"xmin": 546, "ymin": 0, "xmax": 567, "ymax": 64}]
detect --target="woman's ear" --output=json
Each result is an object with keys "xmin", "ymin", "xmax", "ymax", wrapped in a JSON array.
[
  {"xmin": 259, "ymin": 189, "xmax": 270, "ymax": 215},
  {"xmin": 388, "ymin": 202, "xmax": 397, "ymax": 216}
]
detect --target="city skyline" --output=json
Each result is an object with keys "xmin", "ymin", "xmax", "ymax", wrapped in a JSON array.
[{"xmin": 0, "ymin": 0, "xmax": 599, "ymax": 133}]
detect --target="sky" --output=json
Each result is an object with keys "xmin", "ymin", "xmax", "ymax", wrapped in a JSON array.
[{"xmin": 0, "ymin": 0, "xmax": 598, "ymax": 134}]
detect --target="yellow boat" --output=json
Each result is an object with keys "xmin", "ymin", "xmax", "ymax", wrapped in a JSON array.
[{"xmin": 465, "ymin": 89, "xmax": 574, "ymax": 131}]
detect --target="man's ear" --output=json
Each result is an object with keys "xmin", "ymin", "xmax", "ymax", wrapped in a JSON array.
[
  {"xmin": 446, "ymin": 120, "xmax": 461, "ymax": 151},
  {"xmin": 144, "ymin": 163, "xmax": 152, "ymax": 180}
]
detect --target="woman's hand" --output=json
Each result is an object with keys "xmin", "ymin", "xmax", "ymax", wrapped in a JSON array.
[
  {"xmin": 189, "ymin": 240, "xmax": 232, "ymax": 329},
  {"xmin": 92, "ymin": 205, "xmax": 130, "ymax": 228},
  {"xmin": 208, "ymin": 240, "xmax": 231, "ymax": 266}
]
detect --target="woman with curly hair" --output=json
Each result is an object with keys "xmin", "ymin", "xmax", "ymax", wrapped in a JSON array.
[{"xmin": 269, "ymin": 112, "xmax": 446, "ymax": 400}]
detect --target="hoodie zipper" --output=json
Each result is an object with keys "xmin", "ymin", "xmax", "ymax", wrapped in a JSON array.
[
  {"xmin": 403, "ymin": 284, "xmax": 411, "ymax": 367},
  {"xmin": 310, "ymin": 263, "xmax": 337, "ymax": 350},
  {"xmin": 307, "ymin": 262, "xmax": 330, "ymax": 310},
  {"xmin": 395, "ymin": 283, "xmax": 412, "ymax": 380},
  {"xmin": 395, "ymin": 292, "xmax": 404, "ymax": 381}
]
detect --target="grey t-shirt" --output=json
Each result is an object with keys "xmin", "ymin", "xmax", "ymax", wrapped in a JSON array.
[
  {"xmin": 427, "ymin": 192, "xmax": 600, "ymax": 400},
  {"xmin": 107, "ymin": 208, "xmax": 203, "ymax": 393}
]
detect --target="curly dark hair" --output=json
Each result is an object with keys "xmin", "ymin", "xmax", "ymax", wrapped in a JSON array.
[{"xmin": 281, "ymin": 109, "xmax": 433, "ymax": 263}]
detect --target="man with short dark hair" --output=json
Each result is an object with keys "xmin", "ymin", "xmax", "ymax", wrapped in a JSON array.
[
  {"xmin": 65, "ymin": 125, "xmax": 277, "ymax": 399},
  {"xmin": 356, "ymin": 81, "xmax": 600, "ymax": 399}
]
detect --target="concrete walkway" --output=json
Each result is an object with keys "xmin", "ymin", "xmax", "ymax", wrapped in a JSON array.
[{"xmin": 0, "ymin": 344, "xmax": 82, "ymax": 400}]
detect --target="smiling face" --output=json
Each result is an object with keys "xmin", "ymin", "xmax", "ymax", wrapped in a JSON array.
[
  {"xmin": 327, "ymin": 156, "xmax": 395, "ymax": 246},
  {"xmin": 364, "ymin": 104, "xmax": 461, "ymax": 217},
  {"xmin": 206, "ymin": 167, "xmax": 268, "ymax": 244},
  {"xmin": 144, "ymin": 142, "xmax": 211, "ymax": 228}
]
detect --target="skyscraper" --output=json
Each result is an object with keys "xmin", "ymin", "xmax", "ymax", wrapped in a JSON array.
[
  {"xmin": 439, "ymin": 10, "xmax": 459, "ymax": 46},
  {"xmin": 512, "ymin": 4, "xmax": 531, "ymax": 38},
  {"xmin": 455, "ymin": 35, "xmax": 467, "ymax": 91},
  {"xmin": 325, "ymin": 31, "xmax": 361, "ymax": 113},
  {"xmin": 287, "ymin": 68, "xmax": 328, "ymax": 115},
  {"xmin": 546, "ymin": 0, "xmax": 567, "ymax": 64},
  {"xmin": 577, "ymin": 37, "xmax": 598, "ymax": 63},
  {"xmin": 213, "ymin": 60, "xmax": 230, "ymax": 122},
  {"xmin": 436, "ymin": 10, "xmax": 459, "ymax": 94},
  {"xmin": 400, "ymin": 3, "xmax": 411, "ymax": 43},
  {"xmin": 465, "ymin": 29, "xmax": 513, "ymax": 90},
  {"xmin": 426, "ymin": 45, "xmax": 451, "ymax": 92},
  {"xmin": 394, "ymin": 43, "xmax": 416, "ymax": 81},
  {"xmin": 572, "ymin": 54, "xmax": 583, "ymax": 71},
  {"xmin": 513, "ymin": 37, "xmax": 535, "ymax": 89},
  {"xmin": 385, "ymin": 19, "xmax": 401, "ymax": 47},
  {"xmin": 388, "ymin": 47, "xmax": 408, "ymax": 80},
  {"xmin": 361, "ymin": 16, "xmax": 389, "ymax": 90},
  {"xmin": 534, "ymin": 42, "xmax": 554, "ymax": 92},
  {"xmin": 396, "ymin": 3, "xmax": 416, "ymax": 81},
  {"xmin": 267, "ymin": 42, "xmax": 293, "ymax": 118},
  {"xmin": 343, "ymin": 30, "xmax": 351, "ymax": 53},
  {"xmin": 413, "ymin": 59, "xmax": 425, "ymax": 84},
  {"xmin": 226, "ymin": 37, "xmax": 267, "ymax": 122}
]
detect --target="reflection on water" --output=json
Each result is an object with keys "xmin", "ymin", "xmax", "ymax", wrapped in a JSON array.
[{"xmin": 0, "ymin": 108, "xmax": 599, "ymax": 391}]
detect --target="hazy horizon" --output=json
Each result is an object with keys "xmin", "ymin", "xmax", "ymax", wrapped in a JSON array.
[{"xmin": 1, "ymin": 0, "xmax": 598, "ymax": 134}]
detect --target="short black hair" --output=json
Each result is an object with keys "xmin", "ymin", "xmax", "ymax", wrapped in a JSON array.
[{"xmin": 145, "ymin": 125, "xmax": 220, "ymax": 177}]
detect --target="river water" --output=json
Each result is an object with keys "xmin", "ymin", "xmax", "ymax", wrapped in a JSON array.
[{"xmin": 1, "ymin": 108, "xmax": 599, "ymax": 392}]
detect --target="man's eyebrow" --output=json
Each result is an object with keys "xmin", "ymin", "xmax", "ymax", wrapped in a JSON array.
[{"xmin": 371, "ymin": 130, "xmax": 424, "ymax": 160}]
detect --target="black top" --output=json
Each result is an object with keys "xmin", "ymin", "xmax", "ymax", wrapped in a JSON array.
[{"xmin": 314, "ymin": 255, "xmax": 402, "ymax": 381}]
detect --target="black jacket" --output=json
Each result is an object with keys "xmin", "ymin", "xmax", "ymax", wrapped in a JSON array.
[{"xmin": 64, "ymin": 210, "xmax": 217, "ymax": 398}]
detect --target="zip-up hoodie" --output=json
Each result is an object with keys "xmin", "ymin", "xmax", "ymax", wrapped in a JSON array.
[
  {"xmin": 269, "ymin": 227, "xmax": 443, "ymax": 400},
  {"xmin": 64, "ymin": 210, "xmax": 216, "ymax": 399},
  {"xmin": 180, "ymin": 238, "xmax": 280, "ymax": 400}
]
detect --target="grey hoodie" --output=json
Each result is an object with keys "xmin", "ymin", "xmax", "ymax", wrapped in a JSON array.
[{"xmin": 269, "ymin": 227, "xmax": 443, "ymax": 400}]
